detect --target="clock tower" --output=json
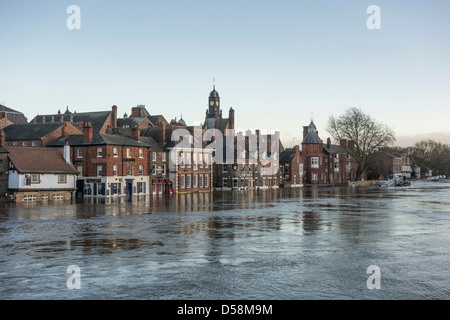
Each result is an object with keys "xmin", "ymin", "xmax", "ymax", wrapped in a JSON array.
[{"xmin": 208, "ymin": 85, "xmax": 220, "ymax": 117}]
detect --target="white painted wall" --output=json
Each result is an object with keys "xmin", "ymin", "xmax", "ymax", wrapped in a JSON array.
[{"xmin": 8, "ymin": 171, "xmax": 77, "ymax": 189}]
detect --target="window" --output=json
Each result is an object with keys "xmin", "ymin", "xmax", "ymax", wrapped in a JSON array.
[
  {"xmin": 113, "ymin": 147, "xmax": 118, "ymax": 157},
  {"xmin": 77, "ymin": 148, "xmax": 83, "ymax": 158},
  {"xmin": 334, "ymin": 157, "xmax": 339, "ymax": 172},
  {"xmin": 97, "ymin": 165, "xmax": 103, "ymax": 177},
  {"xmin": 139, "ymin": 165, "xmax": 144, "ymax": 176},
  {"xmin": 137, "ymin": 182, "xmax": 144, "ymax": 193},
  {"xmin": 24, "ymin": 194, "xmax": 37, "ymax": 201},
  {"xmin": 223, "ymin": 165, "xmax": 228, "ymax": 173},
  {"xmin": 204, "ymin": 174, "xmax": 209, "ymax": 188},
  {"xmin": 199, "ymin": 175, "xmax": 203, "ymax": 188},
  {"xmin": 186, "ymin": 153, "xmax": 191, "ymax": 168},
  {"xmin": 162, "ymin": 153, "xmax": 166, "ymax": 162},
  {"xmin": 223, "ymin": 178, "xmax": 228, "ymax": 187},
  {"xmin": 126, "ymin": 165, "xmax": 132, "ymax": 176},
  {"xmin": 242, "ymin": 164, "xmax": 245, "ymax": 172},
  {"xmin": 111, "ymin": 183, "xmax": 118, "ymax": 195},
  {"xmin": 180, "ymin": 152, "xmax": 185, "ymax": 167},
  {"xmin": 186, "ymin": 175, "xmax": 191, "ymax": 188},
  {"xmin": 22, "ymin": 141, "xmax": 27, "ymax": 146},
  {"xmin": 180, "ymin": 175, "xmax": 185, "ymax": 189},
  {"xmin": 162, "ymin": 164, "xmax": 166, "ymax": 175},
  {"xmin": 204, "ymin": 153, "xmax": 209, "ymax": 167},
  {"xmin": 126, "ymin": 148, "xmax": 132, "ymax": 158},
  {"xmin": 199, "ymin": 153, "xmax": 203, "ymax": 167},
  {"xmin": 58, "ymin": 174, "xmax": 67, "ymax": 183},
  {"xmin": 41, "ymin": 194, "xmax": 49, "ymax": 201},
  {"xmin": 193, "ymin": 175, "xmax": 198, "ymax": 188},
  {"xmin": 312, "ymin": 173, "xmax": 318, "ymax": 181},
  {"xmin": 13, "ymin": 142, "xmax": 18, "ymax": 146},
  {"xmin": 152, "ymin": 152, "xmax": 156, "ymax": 161},
  {"xmin": 113, "ymin": 165, "xmax": 118, "ymax": 176},
  {"xmin": 311, "ymin": 157, "xmax": 319, "ymax": 169},
  {"xmin": 152, "ymin": 165, "xmax": 156, "ymax": 175},
  {"xmin": 31, "ymin": 174, "xmax": 40, "ymax": 184},
  {"xmin": 139, "ymin": 149, "xmax": 144, "ymax": 158},
  {"xmin": 97, "ymin": 148, "xmax": 103, "ymax": 157},
  {"xmin": 77, "ymin": 165, "xmax": 83, "ymax": 175},
  {"xmin": 53, "ymin": 193, "xmax": 64, "ymax": 200},
  {"xmin": 32, "ymin": 141, "xmax": 37, "ymax": 147}
]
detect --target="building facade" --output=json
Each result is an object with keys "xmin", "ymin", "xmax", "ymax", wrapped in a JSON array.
[{"xmin": 6, "ymin": 145, "xmax": 78, "ymax": 202}]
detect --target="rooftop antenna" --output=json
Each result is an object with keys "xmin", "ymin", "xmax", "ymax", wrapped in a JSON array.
[
  {"xmin": 310, "ymin": 112, "xmax": 314, "ymax": 123},
  {"xmin": 213, "ymin": 77, "xmax": 215, "ymax": 89}
]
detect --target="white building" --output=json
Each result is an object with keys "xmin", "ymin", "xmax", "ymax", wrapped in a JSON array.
[{"xmin": 6, "ymin": 144, "xmax": 78, "ymax": 202}]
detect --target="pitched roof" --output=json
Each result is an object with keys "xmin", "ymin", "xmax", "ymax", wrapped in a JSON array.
[
  {"xmin": 301, "ymin": 121, "xmax": 323, "ymax": 144},
  {"xmin": 323, "ymin": 144, "xmax": 348, "ymax": 155},
  {"xmin": 280, "ymin": 148, "xmax": 296, "ymax": 163},
  {"xmin": 6, "ymin": 147, "xmax": 78, "ymax": 174},
  {"xmin": 3, "ymin": 122, "xmax": 64, "ymax": 140},
  {"xmin": 117, "ymin": 117, "xmax": 152, "ymax": 128},
  {"xmin": 0, "ymin": 104, "xmax": 28, "ymax": 124},
  {"xmin": 48, "ymin": 131, "xmax": 165, "ymax": 152},
  {"xmin": 31, "ymin": 111, "xmax": 111, "ymax": 133}
]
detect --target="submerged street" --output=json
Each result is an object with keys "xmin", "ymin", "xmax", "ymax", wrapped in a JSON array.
[{"xmin": 1, "ymin": 181, "xmax": 449, "ymax": 299}]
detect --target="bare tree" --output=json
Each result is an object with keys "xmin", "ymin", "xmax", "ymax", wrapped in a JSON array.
[{"xmin": 327, "ymin": 107, "xmax": 395, "ymax": 180}]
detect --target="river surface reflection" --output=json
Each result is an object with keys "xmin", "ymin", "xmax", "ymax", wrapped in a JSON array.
[{"xmin": 1, "ymin": 181, "xmax": 450, "ymax": 299}]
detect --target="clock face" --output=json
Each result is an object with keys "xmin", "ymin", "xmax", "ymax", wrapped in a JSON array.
[
  {"xmin": 232, "ymin": 164, "xmax": 238, "ymax": 170},
  {"xmin": 210, "ymin": 101, "xmax": 215, "ymax": 106}
]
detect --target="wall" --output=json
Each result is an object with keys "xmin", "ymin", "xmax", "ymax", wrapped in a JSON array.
[{"xmin": 8, "ymin": 171, "xmax": 77, "ymax": 190}]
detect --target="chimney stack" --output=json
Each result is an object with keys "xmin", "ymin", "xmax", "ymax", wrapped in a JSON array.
[
  {"xmin": 132, "ymin": 126, "xmax": 141, "ymax": 141},
  {"xmin": 348, "ymin": 140, "xmax": 355, "ymax": 149},
  {"xmin": 340, "ymin": 139, "xmax": 347, "ymax": 148},
  {"xmin": 303, "ymin": 126, "xmax": 308, "ymax": 140},
  {"xmin": 63, "ymin": 139, "xmax": 71, "ymax": 164},
  {"xmin": 83, "ymin": 122, "xmax": 93, "ymax": 143},
  {"xmin": 61, "ymin": 122, "xmax": 69, "ymax": 138},
  {"xmin": 327, "ymin": 137, "xmax": 331, "ymax": 149},
  {"xmin": 228, "ymin": 107, "xmax": 235, "ymax": 130},
  {"xmin": 0, "ymin": 129, "xmax": 5, "ymax": 147},
  {"xmin": 158, "ymin": 122, "xmax": 166, "ymax": 146},
  {"xmin": 111, "ymin": 105, "xmax": 118, "ymax": 129}
]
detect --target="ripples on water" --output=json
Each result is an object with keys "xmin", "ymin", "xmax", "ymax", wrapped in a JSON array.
[{"xmin": 0, "ymin": 181, "xmax": 449, "ymax": 299}]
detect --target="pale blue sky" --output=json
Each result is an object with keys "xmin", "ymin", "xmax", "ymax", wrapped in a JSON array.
[{"xmin": 1, "ymin": 0, "xmax": 449, "ymax": 147}]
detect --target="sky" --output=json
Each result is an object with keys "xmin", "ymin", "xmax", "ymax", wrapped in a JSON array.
[{"xmin": 1, "ymin": 0, "xmax": 449, "ymax": 148}]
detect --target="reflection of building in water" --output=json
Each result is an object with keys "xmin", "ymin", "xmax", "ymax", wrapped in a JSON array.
[{"xmin": 174, "ymin": 192, "xmax": 213, "ymax": 213}]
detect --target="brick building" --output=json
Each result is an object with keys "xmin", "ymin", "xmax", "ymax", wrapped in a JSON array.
[
  {"xmin": 301, "ymin": 120, "xmax": 358, "ymax": 185},
  {"xmin": 280, "ymin": 145, "xmax": 303, "ymax": 187},
  {"xmin": 2, "ymin": 122, "xmax": 82, "ymax": 147},
  {"xmin": 49, "ymin": 122, "xmax": 168, "ymax": 198}
]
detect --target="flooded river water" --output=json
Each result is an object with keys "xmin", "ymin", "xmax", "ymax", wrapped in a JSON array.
[{"xmin": 1, "ymin": 181, "xmax": 449, "ymax": 299}]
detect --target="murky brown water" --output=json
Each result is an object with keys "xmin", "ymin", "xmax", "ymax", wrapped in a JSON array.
[{"xmin": 1, "ymin": 181, "xmax": 449, "ymax": 299}]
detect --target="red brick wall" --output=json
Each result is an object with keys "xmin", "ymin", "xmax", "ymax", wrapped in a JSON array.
[{"xmin": 80, "ymin": 145, "xmax": 148, "ymax": 177}]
